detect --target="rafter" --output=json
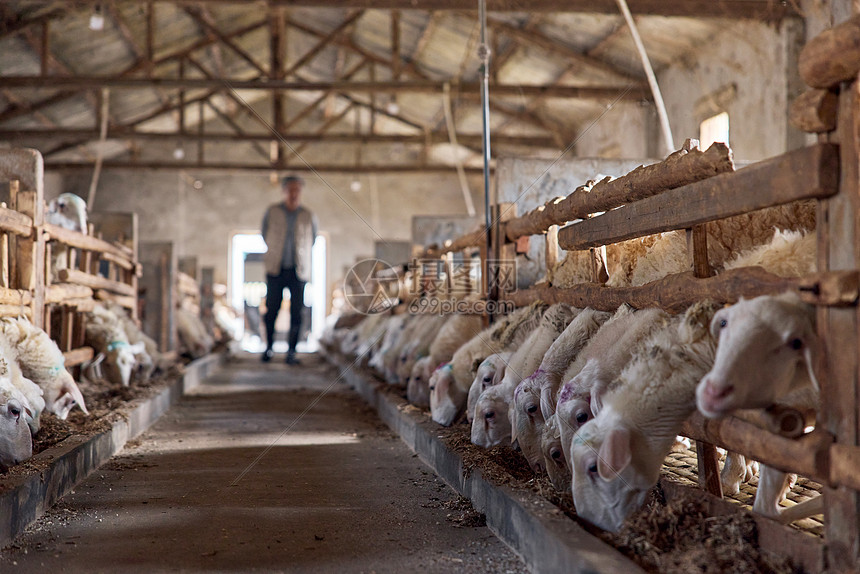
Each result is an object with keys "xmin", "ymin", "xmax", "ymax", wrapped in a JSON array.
[
  {"xmin": 0, "ymin": 127, "xmax": 559, "ymax": 147},
  {"xmin": 182, "ymin": 7, "xmax": 267, "ymax": 76},
  {"xmin": 0, "ymin": 76, "xmax": 648, "ymax": 99},
  {"xmin": 43, "ymin": 159, "xmax": 488, "ymax": 174},
  {"xmin": 58, "ymin": 1, "xmax": 793, "ymax": 20}
]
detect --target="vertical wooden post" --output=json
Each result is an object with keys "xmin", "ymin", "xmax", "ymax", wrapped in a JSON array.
[
  {"xmin": 140, "ymin": 241, "xmax": 176, "ymax": 352},
  {"xmin": 687, "ymin": 224, "xmax": 723, "ymax": 498},
  {"xmin": 8, "ymin": 181, "xmax": 18, "ymax": 292},
  {"xmin": 819, "ymin": 78, "xmax": 860, "ymax": 570},
  {"xmin": 16, "ymin": 190, "xmax": 44, "ymax": 328}
]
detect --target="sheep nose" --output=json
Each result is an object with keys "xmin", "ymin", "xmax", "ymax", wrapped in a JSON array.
[{"xmin": 703, "ymin": 378, "xmax": 733, "ymax": 400}]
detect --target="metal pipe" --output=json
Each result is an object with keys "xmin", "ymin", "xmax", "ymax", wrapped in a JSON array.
[{"xmin": 478, "ymin": 0, "xmax": 494, "ymax": 318}]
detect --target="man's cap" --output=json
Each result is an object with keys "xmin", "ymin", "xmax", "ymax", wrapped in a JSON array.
[{"xmin": 281, "ymin": 175, "xmax": 305, "ymax": 187}]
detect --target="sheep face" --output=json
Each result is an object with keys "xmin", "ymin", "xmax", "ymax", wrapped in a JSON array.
[
  {"xmin": 570, "ymin": 415, "xmax": 652, "ymax": 533},
  {"xmin": 511, "ymin": 376, "xmax": 546, "ymax": 473},
  {"xmin": 466, "ymin": 355, "xmax": 506, "ymax": 424},
  {"xmin": 406, "ymin": 357, "xmax": 432, "ymax": 408},
  {"xmin": 541, "ymin": 414, "xmax": 571, "ymax": 491},
  {"xmin": 45, "ymin": 369, "xmax": 89, "ymax": 419},
  {"xmin": 555, "ymin": 379, "xmax": 592, "ymax": 466},
  {"xmin": 429, "ymin": 364, "xmax": 464, "ymax": 426},
  {"xmin": 104, "ymin": 346, "xmax": 137, "ymax": 387},
  {"xmin": 470, "ymin": 385, "xmax": 512, "ymax": 448},
  {"xmin": 0, "ymin": 397, "xmax": 32, "ymax": 471},
  {"xmin": 697, "ymin": 295, "xmax": 817, "ymax": 418}
]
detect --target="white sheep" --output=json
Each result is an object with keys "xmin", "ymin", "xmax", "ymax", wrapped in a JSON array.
[
  {"xmin": 395, "ymin": 314, "xmax": 448, "ymax": 385},
  {"xmin": 105, "ymin": 303, "xmax": 161, "ymax": 382},
  {"xmin": 540, "ymin": 413, "xmax": 570, "ymax": 491},
  {"xmin": 570, "ymin": 301, "xmax": 719, "ymax": 532},
  {"xmin": 46, "ymin": 193, "xmax": 88, "ymax": 233},
  {"xmin": 176, "ymin": 307, "xmax": 214, "ymax": 359},
  {"xmin": 352, "ymin": 314, "xmax": 393, "ymax": 365},
  {"xmin": 406, "ymin": 355, "xmax": 434, "ymax": 408},
  {"xmin": 555, "ymin": 305, "xmax": 668, "ymax": 471},
  {"xmin": 0, "ymin": 380, "xmax": 32, "ymax": 471},
  {"xmin": 465, "ymin": 352, "xmax": 511, "ymax": 424},
  {"xmin": 613, "ymin": 201, "xmax": 816, "ymax": 287},
  {"xmin": 430, "ymin": 303, "xmax": 545, "ymax": 426},
  {"xmin": 367, "ymin": 315, "xmax": 408, "ymax": 373},
  {"xmin": 470, "ymin": 303, "xmax": 577, "ymax": 448},
  {"xmin": 696, "ymin": 292, "xmax": 822, "ymax": 523},
  {"xmin": 85, "ymin": 304, "xmax": 142, "ymax": 386},
  {"xmin": 0, "ymin": 317, "xmax": 88, "ymax": 420},
  {"xmin": 0, "ymin": 334, "xmax": 45, "ymax": 436}
]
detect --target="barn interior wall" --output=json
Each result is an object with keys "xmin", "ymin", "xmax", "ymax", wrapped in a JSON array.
[
  {"xmin": 61, "ymin": 169, "xmax": 483, "ymax": 305},
  {"xmin": 657, "ymin": 20, "xmax": 802, "ymax": 162}
]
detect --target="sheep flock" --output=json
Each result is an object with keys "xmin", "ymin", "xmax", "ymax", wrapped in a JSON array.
[{"xmin": 323, "ymin": 221, "xmax": 823, "ymax": 535}]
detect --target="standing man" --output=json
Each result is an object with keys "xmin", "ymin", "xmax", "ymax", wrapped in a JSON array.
[{"xmin": 261, "ymin": 175, "xmax": 318, "ymax": 365}]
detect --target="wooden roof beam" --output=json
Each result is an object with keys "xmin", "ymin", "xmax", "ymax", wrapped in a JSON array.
[
  {"xmin": 282, "ymin": 10, "xmax": 365, "ymax": 79},
  {"xmin": 182, "ymin": 7, "xmax": 267, "ymax": 76},
  {"xmin": 43, "ymin": 159, "xmax": 489, "ymax": 174}
]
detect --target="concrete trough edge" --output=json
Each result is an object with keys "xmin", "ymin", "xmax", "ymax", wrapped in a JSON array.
[
  {"xmin": 0, "ymin": 352, "xmax": 226, "ymax": 548},
  {"xmin": 327, "ymin": 352, "xmax": 645, "ymax": 574}
]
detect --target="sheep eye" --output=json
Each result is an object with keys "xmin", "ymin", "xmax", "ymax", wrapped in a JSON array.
[
  {"xmin": 8, "ymin": 405, "xmax": 20, "ymax": 417},
  {"xmin": 550, "ymin": 448, "xmax": 562, "ymax": 460},
  {"xmin": 790, "ymin": 338, "xmax": 804, "ymax": 350},
  {"xmin": 575, "ymin": 412, "xmax": 589, "ymax": 425},
  {"xmin": 483, "ymin": 376, "xmax": 492, "ymax": 383},
  {"xmin": 428, "ymin": 385, "xmax": 435, "ymax": 392},
  {"xmin": 484, "ymin": 411, "xmax": 495, "ymax": 420},
  {"xmin": 527, "ymin": 404, "xmax": 538, "ymax": 414},
  {"xmin": 588, "ymin": 462, "xmax": 598, "ymax": 474},
  {"xmin": 719, "ymin": 319, "xmax": 727, "ymax": 328}
]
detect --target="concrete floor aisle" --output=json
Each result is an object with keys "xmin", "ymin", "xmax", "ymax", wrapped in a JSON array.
[{"xmin": 0, "ymin": 354, "xmax": 529, "ymax": 573}]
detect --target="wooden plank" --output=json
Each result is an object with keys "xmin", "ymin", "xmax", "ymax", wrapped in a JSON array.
[
  {"xmin": 506, "ymin": 141, "xmax": 734, "ymax": 241},
  {"xmin": 45, "ymin": 283, "xmax": 93, "ymax": 303},
  {"xmin": 799, "ymin": 14, "xmax": 860, "ymax": 89},
  {"xmin": 0, "ymin": 206, "xmax": 33, "ymax": 236},
  {"xmin": 558, "ymin": 144, "xmax": 839, "ymax": 251},
  {"xmin": 0, "ymin": 304, "xmax": 30, "ymax": 317},
  {"xmin": 502, "ymin": 268, "xmax": 859, "ymax": 314},
  {"xmin": 43, "ymin": 222, "xmax": 132, "ymax": 261},
  {"xmin": 62, "ymin": 346, "xmax": 94, "ymax": 367},
  {"xmin": 57, "ymin": 268, "xmax": 136, "ymax": 297},
  {"xmin": 0, "ymin": 286, "xmax": 32, "ymax": 306},
  {"xmin": 49, "ymin": 297, "xmax": 95, "ymax": 312},
  {"xmin": 681, "ymin": 412, "xmax": 832, "ymax": 485},
  {"xmin": 831, "ymin": 444, "xmax": 860, "ymax": 493},
  {"xmin": 94, "ymin": 289, "xmax": 136, "ymax": 310},
  {"xmin": 16, "ymin": 190, "xmax": 43, "ymax": 328},
  {"xmin": 819, "ymin": 70, "xmax": 860, "ymax": 572}
]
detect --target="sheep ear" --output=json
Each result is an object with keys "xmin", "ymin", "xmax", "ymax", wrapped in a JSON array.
[{"xmin": 597, "ymin": 427, "xmax": 631, "ymax": 481}]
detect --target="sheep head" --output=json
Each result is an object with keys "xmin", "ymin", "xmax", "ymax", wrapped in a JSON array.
[
  {"xmin": 570, "ymin": 409, "xmax": 655, "ymax": 533},
  {"xmin": 406, "ymin": 356, "xmax": 432, "ymax": 408},
  {"xmin": 470, "ymin": 384, "xmax": 512, "ymax": 449},
  {"xmin": 429, "ymin": 363, "xmax": 464, "ymax": 426},
  {"xmin": 466, "ymin": 353, "xmax": 507, "ymax": 424},
  {"xmin": 0, "ymin": 396, "xmax": 32, "ymax": 471},
  {"xmin": 697, "ymin": 293, "xmax": 818, "ymax": 418},
  {"xmin": 511, "ymin": 373, "xmax": 546, "ymax": 473},
  {"xmin": 104, "ymin": 341, "xmax": 138, "ymax": 386},
  {"xmin": 541, "ymin": 413, "xmax": 571, "ymax": 491}
]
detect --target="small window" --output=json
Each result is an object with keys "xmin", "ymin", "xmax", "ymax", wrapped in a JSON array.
[{"xmin": 699, "ymin": 112, "xmax": 729, "ymax": 149}]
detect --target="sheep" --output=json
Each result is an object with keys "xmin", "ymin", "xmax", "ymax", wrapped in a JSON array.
[
  {"xmin": 0, "ymin": 382, "xmax": 32, "ymax": 471},
  {"xmin": 405, "ymin": 312, "xmax": 486, "ymax": 408},
  {"xmin": 553, "ymin": 306, "xmax": 667, "ymax": 473},
  {"xmin": 85, "ymin": 304, "xmax": 141, "ymax": 386},
  {"xmin": 352, "ymin": 314, "xmax": 393, "ymax": 365},
  {"xmin": 0, "ymin": 317, "xmax": 88, "ymax": 420},
  {"xmin": 470, "ymin": 303, "xmax": 577, "ymax": 448},
  {"xmin": 395, "ymin": 314, "xmax": 448, "ymax": 385},
  {"xmin": 46, "ymin": 193, "xmax": 87, "ymax": 233},
  {"xmin": 430, "ymin": 303, "xmax": 545, "ymax": 426},
  {"xmin": 541, "ymin": 413, "xmax": 570, "ymax": 491},
  {"xmin": 465, "ymin": 351, "xmax": 511, "ymax": 423},
  {"xmin": 570, "ymin": 300, "xmax": 719, "ymax": 532},
  {"xmin": 382, "ymin": 314, "xmax": 427, "ymax": 382},
  {"xmin": 406, "ymin": 356, "xmax": 434, "ymax": 408},
  {"xmin": 611, "ymin": 201, "xmax": 816, "ymax": 287},
  {"xmin": 367, "ymin": 315, "xmax": 408, "ymax": 373},
  {"xmin": 176, "ymin": 307, "xmax": 214, "ymax": 359},
  {"xmin": 105, "ymin": 303, "xmax": 161, "ymax": 382},
  {"xmin": 0, "ymin": 334, "xmax": 44, "ymax": 436},
  {"xmin": 696, "ymin": 292, "xmax": 822, "ymax": 523}
]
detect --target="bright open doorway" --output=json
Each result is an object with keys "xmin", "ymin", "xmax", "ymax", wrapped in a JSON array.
[{"xmin": 230, "ymin": 232, "xmax": 326, "ymax": 354}]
